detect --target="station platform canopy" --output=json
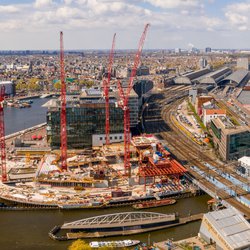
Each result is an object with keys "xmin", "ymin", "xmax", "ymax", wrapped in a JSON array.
[
  {"xmin": 199, "ymin": 67, "xmax": 232, "ymax": 86},
  {"xmin": 219, "ymin": 69, "xmax": 249, "ymax": 87},
  {"xmin": 174, "ymin": 68, "xmax": 211, "ymax": 85}
]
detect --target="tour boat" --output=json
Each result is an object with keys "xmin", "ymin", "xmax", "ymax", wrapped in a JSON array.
[{"xmin": 89, "ymin": 239, "xmax": 140, "ymax": 248}]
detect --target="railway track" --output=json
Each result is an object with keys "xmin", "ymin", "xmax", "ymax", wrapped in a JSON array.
[{"xmin": 143, "ymin": 89, "xmax": 250, "ymax": 218}]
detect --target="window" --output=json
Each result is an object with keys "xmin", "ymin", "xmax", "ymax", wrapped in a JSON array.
[
  {"xmin": 100, "ymin": 137, "xmax": 102, "ymax": 141},
  {"xmin": 115, "ymin": 136, "xmax": 117, "ymax": 140},
  {"xmin": 119, "ymin": 136, "xmax": 122, "ymax": 139}
]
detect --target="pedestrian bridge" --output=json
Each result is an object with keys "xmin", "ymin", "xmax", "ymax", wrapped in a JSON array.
[{"xmin": 62, "ymin": 212, "xmax": 176, "ymax": 229}]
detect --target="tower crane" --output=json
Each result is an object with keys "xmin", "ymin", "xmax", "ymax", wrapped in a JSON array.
[
  {"xmin": 103, "ymin": 33, "xmax": 116, "ymax": 145},
  {"xmin": 0, "ymin": 86, "xmax": 7, "ymax": 182},
  {"xmin": 60, "ymin": 31, "xmax": 68, "ymax": 171},
  {"xmin": 117, "ymin": 24, "xmax": 150, "ymax": 176}
]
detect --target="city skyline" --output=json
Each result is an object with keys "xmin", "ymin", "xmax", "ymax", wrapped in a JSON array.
[{"xmin": 1, "ymin": 0, "xmax": 250, "ymax": 50}]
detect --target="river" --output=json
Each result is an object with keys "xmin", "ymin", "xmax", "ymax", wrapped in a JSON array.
[
  {"xmin": 0, "ymin": 195, "xmax": 210, "ymax": 250},
  {"xmin": 4, "ymin": 97, "xmax": 50, "ymax": 135},
  {"xmin": 1, "ymin": 98, "xmax": 211, "ymax": 250}
]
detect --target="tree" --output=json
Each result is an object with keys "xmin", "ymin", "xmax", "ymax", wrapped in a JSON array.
[
  {"xmin": 16, "ymin": 79, "xmax": 27, "ymax": 91},
  {"xmin": 27, "ymin": 78, "xmax": 40, "ymax": 91},
  {"xmin": 78, "ymin": 79, "xmax": 95, "ymax": 88},
  {"xmin": 54, "ymin": 81, "xmax": 61, "ymax": 90},
  {"xmin": 68, "ymin": 239, "xmax": 91, "ymax": 250}
]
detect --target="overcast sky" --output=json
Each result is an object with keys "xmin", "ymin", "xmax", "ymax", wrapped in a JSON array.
[{"xmin": 1, "ymin": 0, "xmax": 250, "ymax": 50}]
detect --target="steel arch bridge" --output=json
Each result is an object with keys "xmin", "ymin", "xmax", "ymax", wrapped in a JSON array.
[{"xmin": 62, "ymin": 212, "xmax": 175, "ymax": 229}]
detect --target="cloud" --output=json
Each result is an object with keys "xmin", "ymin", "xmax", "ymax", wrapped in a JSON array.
[
  {"xmin": 224, "ymin": 1, "xmax": 250, "ymax": 31},
  {"xmin": 144, "ymin": 0, "xmax": 202, "ymax": 9},
  {"xmin": 34, "ymin": 0, "xmax": 54, "ymax": 9},
  {"xmin": 0, "ymin": 0, "xmax": 225, "ymax": 34},
  {"xmin": 1, "ymin": 0, "xmax": 249, "ymax": 49},
  {"xmin": 0, "ymin": 5, "xmax": 19, "ymax": 13}
]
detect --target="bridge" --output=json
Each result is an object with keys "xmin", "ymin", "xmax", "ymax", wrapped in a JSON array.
[{"xmin": 62, "ymin": 212, "xmax": 176, "ymax": 229}]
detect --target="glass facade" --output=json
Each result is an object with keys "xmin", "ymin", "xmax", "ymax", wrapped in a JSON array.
[
  {"xmin": 229, "ymin": 131, "xmax": 250, "ymax": 159},
  {"xmin": 47, "ymin": 103, "xmax": 124, "ymax": 148},
  {"xmin": 210, "ymin": 120, "xmax": 221, "ymax": 140}
]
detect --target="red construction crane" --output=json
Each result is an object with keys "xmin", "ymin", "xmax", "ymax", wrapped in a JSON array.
[
  {"xmin": 117, "ymin": 24, "xmax": 150, "ymax": 176},
  {"xmin": 0, "ymin": 86, "xmax": 7, "ymax": 182},
  {"xmin": 103, "ymin": 33, "xmax": 116, "ymax": 145},
  {"xmin": 60, "ymin": 31, "xmax": 68, "ymax": 171}
]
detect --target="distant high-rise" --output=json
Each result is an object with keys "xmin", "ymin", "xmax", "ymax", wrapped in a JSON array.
[
  {"xmin": 199, "ymin": 57, "xmax": 208, "ymax": 69},
  {"xmin": 191, "ymin": 47, "xmax": 200, "ymax": 53},
  {"xmin": 175, "ymin": 48, "xmax": 181, "ymax": 54},
  {"xmin": 205, "ymin": 47, "xmax": 212, "ymax": 53},
  {"xmin": 237, "ymin": 57, "xmax": 249, "ymax": 70}
]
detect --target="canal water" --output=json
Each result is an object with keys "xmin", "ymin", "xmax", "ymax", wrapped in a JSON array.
[
  {"xmin": 0, "ymin": 195, "xmax": 211, "ymax": 250},
  {"xmin": 1, "ymin": 98, "xmax": 211, "ymax": 249},
  {"xmin": 4, "ymin": 97, "xmax": 50, "ymax": 135}
]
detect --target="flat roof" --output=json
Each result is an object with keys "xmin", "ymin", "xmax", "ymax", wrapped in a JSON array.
[
  {"xmin": 238, "ymin": 90, "xmax": 250, "ymax": 105},
  {"xmin": 204, "ymin": 207, "xmax": 250, "ymax": 249},
  {"xmin": 238, "ymin": 156, "xmax": 250, "ymax": 166},
  {"xmin": 0, "ymin": 81, "xmax": 13, "ymax": 84},
  {"xmin": 131, "ymin": 134, "xmax": 158, "ymax": 147},
  {"xmin": 205, "ymin": 109, "xmax": 226, "ymax": 115},
  {"xmin": 212, "ymin": 117, "xmax": 250, "ymax": 134}
]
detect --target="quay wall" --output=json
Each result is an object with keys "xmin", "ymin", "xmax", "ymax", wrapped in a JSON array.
[{"xmin": 5, "ymin": 123, "xmax": 46, "ymax": 141}]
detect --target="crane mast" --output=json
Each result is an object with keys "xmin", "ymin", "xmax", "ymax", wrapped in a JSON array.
[
  {"xmin": 118, "ymin": 24, "xmax": 150, "ymax": 176},
  {"xmin": 60, "ymin": 31, "xmax": 68, "ymax": 171},
  {"xmin": 0, "ymin": 86, "xmax": 7, "ymax": 182},
  {"xmin": 104, "ymin": 33, "xmax": 116, "ymax": 145}
]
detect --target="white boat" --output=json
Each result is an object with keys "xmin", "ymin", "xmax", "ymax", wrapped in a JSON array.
[{"xmin": 89, "ymin": 239, "xmax": 140, "ymax": 248}]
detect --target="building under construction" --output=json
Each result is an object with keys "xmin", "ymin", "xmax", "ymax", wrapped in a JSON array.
[
  {"xmin": 131, "ymin": 135, "xmax": 187, "ymax": 186},
  {"xmin": 0, "ymin": 133, "xmax": 195, "ymax": 209},
  {"xmin": 45, "ymin": 88, "xmax": 138, "ymax": 149}
]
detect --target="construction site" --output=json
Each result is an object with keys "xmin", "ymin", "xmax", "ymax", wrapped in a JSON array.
[
  {"xmin": 0, "ymin": 26, "xmax": 198, "ymax": 209},
  {"xmin": 0, "ymin": 133, "xmax": 197, "ymax": 209}
]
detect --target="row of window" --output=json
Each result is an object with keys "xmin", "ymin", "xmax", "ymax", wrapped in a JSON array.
[{"xmin": 100, "ymin": 136, "xmax": 123, "ymax": 141}]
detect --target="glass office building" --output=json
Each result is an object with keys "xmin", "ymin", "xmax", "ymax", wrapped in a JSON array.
[
  {"xmin": 46, "ymin": 89, "xmax": 138, "ymax": 149},
  {"xmin": 211, "ymin": 117, "xmax": 250, "ymax": 160}
]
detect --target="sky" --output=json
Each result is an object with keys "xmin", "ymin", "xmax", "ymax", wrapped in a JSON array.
[{"xmin": 1, "ymin": 0, "xmax": 250, "ymax": 50}]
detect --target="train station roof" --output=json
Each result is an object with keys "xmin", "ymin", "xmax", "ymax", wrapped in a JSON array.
[
  {"xmin": 199, "ymin": 67, "xmax": 232, "ymax": 85},
  {"xmin": 219, "ymin": 70, "xmax": 249, "ymax": 87},
  {"xmin": 174, "ymin": 68, "xmax": 211, "ymax": 85}
]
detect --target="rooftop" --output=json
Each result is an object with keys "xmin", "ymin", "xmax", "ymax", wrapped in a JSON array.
[
  {"xmin": 205, "ymin": 109, "xmax": 226, "ymax": 115},
  {"xmin": 199, "ymin": 67, "xmax": 232, "ymax": 85},
  {"xmin": 212, "ymin": 117, "xmax": 250, "ymax": 134},
  {"xmin": 238, "ymin": 156, "xmax": 250, "ymax": 166},
  {"xmin": 220, "ymin": 69, "xmax": 249, "ymax": 86},
  {"xmin": 203, "ymin": 207, "xmax": 250, "ymax": 249},
  {"xmin": 131, "ymin": 134, "xmax": 158, "ymax": 147},
  {"xmin": 238, "ymin": 90, "xmax": 250, "ymax": 105}
]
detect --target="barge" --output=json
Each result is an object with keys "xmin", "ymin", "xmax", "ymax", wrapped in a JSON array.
[{"xmin": 132, "ymin": 198, "xmax": 176, "ymax": 209}]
